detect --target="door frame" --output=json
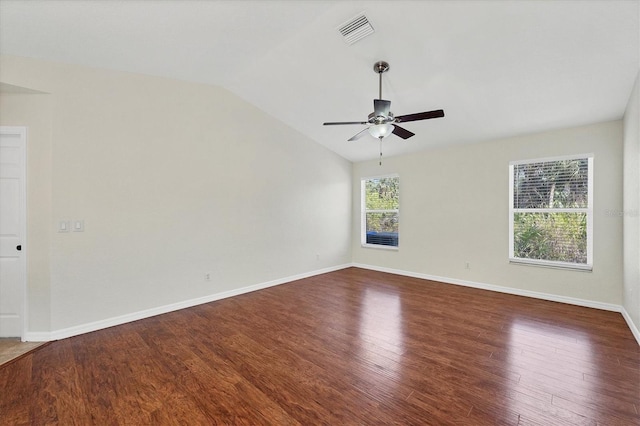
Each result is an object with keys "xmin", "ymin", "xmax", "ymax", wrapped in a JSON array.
[{"xmin": 0, "ymin": 126, "xmax": 27, "ymax": 340}]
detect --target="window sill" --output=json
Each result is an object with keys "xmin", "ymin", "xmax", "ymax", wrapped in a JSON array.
[
  {"xmin": 509, "ymin": 258, "xmax": 592, "ymax": 272},
  {"xmin": 361, "ymin": 244, "xmax": 399, "ymax": 251}
]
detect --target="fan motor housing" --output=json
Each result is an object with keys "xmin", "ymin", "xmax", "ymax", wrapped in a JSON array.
[{"xmin": 368, "ymin": 111, "xmax": 394, "ymax": 124}]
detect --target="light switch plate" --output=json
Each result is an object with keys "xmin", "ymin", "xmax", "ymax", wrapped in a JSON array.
[
  {"xmin": 58, "ymin": 221, "xmax": 70, "ymax": 233},
  {"xmin": 73, "ymin": 220, "xmax": 84, "ymax": 232}
]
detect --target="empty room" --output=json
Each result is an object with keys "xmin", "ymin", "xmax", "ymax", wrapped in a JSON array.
[{"xmin": 0, "ymin": 1, "xmax": 639, "ymax": 424}]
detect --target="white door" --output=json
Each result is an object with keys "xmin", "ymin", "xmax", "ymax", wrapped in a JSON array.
[{"xmin": 0, "ymin": 126, "xmax": 26, "ymax": 338}]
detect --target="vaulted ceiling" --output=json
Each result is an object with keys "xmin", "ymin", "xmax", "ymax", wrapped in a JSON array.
[{"xmin": 1, "ymin": 1, "xmax": 638, "ymax": 162}]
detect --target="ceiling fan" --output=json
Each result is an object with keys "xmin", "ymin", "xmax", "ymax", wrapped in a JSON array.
[{"xmin": 323, "ymin": 60, "xmax": 444, "ymax": 163}]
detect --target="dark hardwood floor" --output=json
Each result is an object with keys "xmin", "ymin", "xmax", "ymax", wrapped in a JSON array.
[{"xmin": 1, "ymin": 267, "xmax": 639, "ymax": 425}]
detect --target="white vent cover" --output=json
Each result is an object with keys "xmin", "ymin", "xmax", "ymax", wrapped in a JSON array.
[{"xmin": 337, "ymin": 13, "xmax": 374, "ymax": 45}]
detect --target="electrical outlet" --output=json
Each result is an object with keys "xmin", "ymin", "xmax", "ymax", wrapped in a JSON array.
[
  {"xmin": 205, "ymin": 272, "xmax": 212, "ymax": 281},
  {"xmin": 465, "ymin": 262, "xmax": 471, "ymax": 270}
]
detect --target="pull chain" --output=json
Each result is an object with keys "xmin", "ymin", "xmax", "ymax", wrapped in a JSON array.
[{"xmin": 379, "ymin": 136, "xmax": 383, "ymax": 166}]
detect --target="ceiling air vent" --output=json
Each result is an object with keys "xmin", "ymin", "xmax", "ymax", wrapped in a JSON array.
[{"xmin": 338, "ymin": 13, "xmax": 374, "ymax": 45}]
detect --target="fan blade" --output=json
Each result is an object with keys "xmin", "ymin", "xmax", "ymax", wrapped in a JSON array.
[
  {"xmin": 323, "ymin": 121, "xmax": 368, "ymax": 126},
  {"xmin": 348, "ymin": 128, "xmax": 369, "ymax": 141},
  {"xmin": 374, "ymin": 99, "xmax": 391, "ymax": 117},
  {"xmin": 395, "ymin": 109, "xmax": 445, "ymax": 123},
  {"xmin": 392, "ymin": 125, "xmax": 415, "ymax": 139}
]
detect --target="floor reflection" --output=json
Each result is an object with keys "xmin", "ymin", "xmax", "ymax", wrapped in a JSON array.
[
  {"xmin": 358, "ymin": 287, "xmax": 404, "ymax": 383},
  {"xmin": 507, "ymin": 317, "xmax": 595, "ymax": 418}
]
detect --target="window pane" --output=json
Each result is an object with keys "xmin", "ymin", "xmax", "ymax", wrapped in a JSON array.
[
  {"xmin": 365, "ymin": 177, "xmax": 399, "ymax": 210},
  {"xmin": 366, "ymin": 212, "xmax": 398, "ymax": 233},
  {"xmin": 513, "ymin": 159, "xmax": 588, "ymax": 209},
  {"xmin": 513, "ymin": 212, "xmax": 587, "ymax": 264}
]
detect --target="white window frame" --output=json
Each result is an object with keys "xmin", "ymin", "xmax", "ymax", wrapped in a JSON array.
[
  {"xmin": 508, "ymin": 154, "xmax": 593, "ymax": 271},
  {"xmin": 361, "ymin": 174, "xmax": 399, "ymax": 250}
]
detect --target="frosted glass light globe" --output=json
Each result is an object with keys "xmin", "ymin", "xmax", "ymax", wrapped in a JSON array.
[{"xmin": 368, "ymin": 123, "xmax": 393, "ymax": 138}]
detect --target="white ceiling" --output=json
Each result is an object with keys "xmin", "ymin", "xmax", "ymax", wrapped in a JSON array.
[{"xmin": 0, "ymin": 0, "xmax": 638, "ymax": 162}]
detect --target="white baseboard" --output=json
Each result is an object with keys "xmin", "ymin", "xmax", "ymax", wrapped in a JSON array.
[
  {"xmin": 621, "ymin": 306, "xmax": 640, "ymax": 346},
  {"xmin": 22, "ymin": 332, "xmax": 51, "ymax": 342},
  {"xmin": 23, "ymin": 264, "xmax": 351, "ymax": 342},
  {"xmin": 352, "ymin": 263, "xmax": 623, "ymax": 312}
]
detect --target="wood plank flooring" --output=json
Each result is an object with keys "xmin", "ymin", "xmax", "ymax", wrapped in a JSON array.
[{"xmin": 1, "ymin": 267, "xmax": 638, "ymax": 425}]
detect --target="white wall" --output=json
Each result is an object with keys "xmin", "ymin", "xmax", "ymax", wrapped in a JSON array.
[
  {"xmin": 623, "ymin": 70, "xmax": 640, "ymax": 337},
  {"xmin": 353, "ymin": 121, "xmax": 624, "ymax": 306},
  {"xmin": 0, "ymin": 55, "xmax": 352, "ymax": 334}
]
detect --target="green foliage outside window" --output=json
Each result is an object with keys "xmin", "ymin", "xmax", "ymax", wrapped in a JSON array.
[
  {"xmin": 365, "ymin": 177, "xmax": 399, "ymax": 210},
  {"xmin": 513, "ymin": 212, "xmax": 587, "ymax": 263}
]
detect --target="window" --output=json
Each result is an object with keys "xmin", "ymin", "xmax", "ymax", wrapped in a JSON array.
[
  {"xmin": 509, "ymin": 155, "xmax": 593, "ymax": 270},
  {"xmin": 362, "ymin": 175, "xmax": 399, "ymax": 248}
]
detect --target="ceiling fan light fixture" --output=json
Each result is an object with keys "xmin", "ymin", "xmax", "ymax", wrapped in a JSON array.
[
  {"xmin": 322, "ymin": 61, "xmax": 444, "ymax": 150},
  {"xmin": 368, "ymin": 123, "xmax": 393, "ymax": 139}
]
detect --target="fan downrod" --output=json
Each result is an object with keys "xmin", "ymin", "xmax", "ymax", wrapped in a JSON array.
[{"xmin": 373, "ymin": 61, "xmax": 389, "ymax": 100}]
